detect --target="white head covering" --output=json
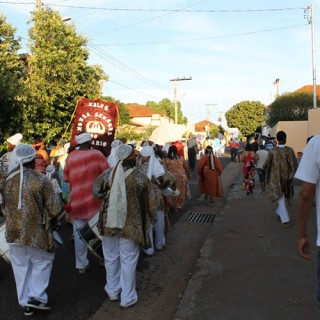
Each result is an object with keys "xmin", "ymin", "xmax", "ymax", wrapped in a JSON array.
[
  {"xmin": 142, "ymin": 140, "xmax": 156, "ymax": 149},
  {"xmin": 117, "ymin": 144, "xmax": 132, "ymax": 160},
  {"xmin": 64, "ymin": 142, "xmax": 70, "ymax": 153},
  {"xmin": 9, "ymin": 144, "xmax": 36, "ymax": 209},
  {"xmin": 46, "ymin": 164, "xmax": 55, "ymax": 179},
  {"xmin": 75, "ymin": 132, "xmax": 91, "ymax": 145},
  {"xmin": 7, "ymin": 133, "xmax": 23, "ymax": 146},
  {"xmin": 140, "ymin": 146, "xmax": 165, "ymax": 180},
  {"xmin": 107, "ymin": 139, "xmax": 123, "ymax": 168},
  {"xmin": 106, "ymin": 144, "xmax": 134, "ymax": 229}
]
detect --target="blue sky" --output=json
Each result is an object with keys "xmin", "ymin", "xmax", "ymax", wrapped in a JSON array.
[{"xmin": 1, "ymin": 1, "xmax": 319, "ymax": 123}]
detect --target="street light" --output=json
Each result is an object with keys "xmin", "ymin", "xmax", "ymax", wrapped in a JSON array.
[
  {"xmin": 62, "ymin": 16, "xmax": 72, "ymax": 22},
  {"xmin": 305, "ymin": 5, "xmax": 317, "ymax": 109},
  {"xmin": 170, "ymin": 76, "xmax": 192, "ymax": 124}
]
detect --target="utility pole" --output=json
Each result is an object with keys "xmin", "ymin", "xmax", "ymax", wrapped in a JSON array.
[
  {"xmin": 218, "ymin": 111, "xmax": 225, "ymax": 125},
  {"xmin": 170, "ymin": 76, "xmax": 192, "ymax": 124},
  {"xmin": 273, "ymin": 78, "xmax": 280, "ymax": 98},
  {"xmin": 205, "ymin": 103, "xmax": 217, "ymax": 121},
  {"xmin": 98, "ymin": 80, "xmax": 105, "ymax": 99},
  {"xmin": 36, "ymin": 0, "xmax": 41, "ymax": 11},
  {"xmin": 204, "ymin": 103, "xmax": 217, "ymax": 136},
  {"xmin": 305, "ymin": 4, "xmax": 317, "ymax": 109}
]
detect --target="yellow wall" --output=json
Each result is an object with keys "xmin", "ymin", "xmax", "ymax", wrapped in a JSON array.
[
  {"xmin": 270, "ymin": 121, "xmax": 308, "ymax": 154},
  {"xmin": 308, "ymin": 108, "xmax": 320, "ymax": 137},
  {"xmin": 269, "ymin": 108, "xmax": 320, "ymax": 155}
]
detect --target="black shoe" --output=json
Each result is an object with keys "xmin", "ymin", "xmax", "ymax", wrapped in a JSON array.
[
  {"xmin": 23, "ymin": 306, "xmax": 34, "ymax": 316},
  {"xmin": 26, "ymin": 297, "xmax": 51, "ymax": 310}
]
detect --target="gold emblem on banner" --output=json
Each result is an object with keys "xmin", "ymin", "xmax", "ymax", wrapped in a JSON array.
[{"xmin": 86, "ymin": 121, "xmax": 106, "ymax": 134}]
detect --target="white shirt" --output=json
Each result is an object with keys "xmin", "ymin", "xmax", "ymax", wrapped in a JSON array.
[
  {"xmin": 295, "ymin": 135, "xmax": 320, "ymax": 246},
  {"xmin": 256, "ymin": 149, "xmax": 269, "ymax": 169}
]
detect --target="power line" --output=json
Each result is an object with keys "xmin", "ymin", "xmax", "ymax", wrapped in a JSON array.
[
  {"xmin": 86, "ymin": 45, "xmax": 170, "ymax": 100},
  {"xmin": 93, "ymin": 23, "xmax": 308, "ymax": 47},
  {"xmin": 107, "ymin": 79, "xmax": 163, "ymax": 100},
  {"xmin": 0, "ymin": 2, "xmax": 306, "ymax": 13},
  {"xmin": 93, "ymin": 0, "xmax": 209, "ymax": 35},
  {"xmin": 87, "ymin": 43, "xmax": 170, "ymax": 91}
]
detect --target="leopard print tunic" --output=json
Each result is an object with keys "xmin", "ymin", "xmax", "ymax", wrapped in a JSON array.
[
  {"xmin": 0, "ymin": 168, "xmax": 62, "ymax": 253},
  {"xmin": 92, "ymin": 166, "xmax": 159, "ymax": 247}
]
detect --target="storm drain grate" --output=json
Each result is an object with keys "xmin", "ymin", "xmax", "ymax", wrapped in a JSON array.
[{"xmin": 185, "ymin": 212, "xmax": 216, "ymax": 223}]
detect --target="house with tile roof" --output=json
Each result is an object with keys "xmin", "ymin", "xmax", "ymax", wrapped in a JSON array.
[
  {"xmin": 294, "ymin": 84, "xmax": 320, "ymax": 97},
  {"xmin": 194, "ymin": 120, "xmax": 216, "ymax": 134},
  {"xmin": 125, "ymin": 104, "xmax": 173, "ymax": 127}
]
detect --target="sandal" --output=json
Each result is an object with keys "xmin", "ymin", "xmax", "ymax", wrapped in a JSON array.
[{"xmin": 280, "ymin": 222, "xmax": 291, "ymax": 228}]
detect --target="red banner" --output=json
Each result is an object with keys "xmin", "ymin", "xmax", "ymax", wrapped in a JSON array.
[{"xmin": 70, "ymin": 98, "xmax": 118, "ymax": 157}]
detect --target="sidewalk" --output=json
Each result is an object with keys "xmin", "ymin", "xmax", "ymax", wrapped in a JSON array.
[{"xmin": 174, "ymin": 162, "xmax": 318, "ymax": 320}]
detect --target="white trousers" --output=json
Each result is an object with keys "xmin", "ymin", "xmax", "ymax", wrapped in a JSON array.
[
  {"xmin": 144, "ymin": 209, "xmax": 165, "ymax": 255},
  {"xmin": 155, "ymin": 209, "xmax": 165, "ymax": 249},
  {"xmin": 276, "ymin": 194, "xmax": 290, "ymax": 223},
  {"xmin": 102, "ymin": 236, "xmax": 140, "ymax": 306},
  {"xmin": 73, "ymin": 219, "xmax": 89, "ymax": 269},
  {"xmin": 9, "ymin": 244, "xmax": 54, "ymax": 306}
]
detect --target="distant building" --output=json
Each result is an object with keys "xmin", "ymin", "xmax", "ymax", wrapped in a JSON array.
[
  {"xmin": 125, "ymin": 104, "xmax": 173, "ymax": 127},
  {"xmin": 294, "ymin": 84, "xmax": 320, "ymax": 97}
]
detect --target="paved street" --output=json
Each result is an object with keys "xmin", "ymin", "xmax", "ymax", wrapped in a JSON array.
[
  {"xmin": 2, "ymin": 152, "xmax": 316, "ymax": 320},
  {"xmin": 0, "ymin": 155, "xmax": 231, "ymax": 320}
]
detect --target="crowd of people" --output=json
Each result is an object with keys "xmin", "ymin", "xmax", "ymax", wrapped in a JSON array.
[
  {"xmin": 1, "ymin": 129, "xmax": 320, "ymax": 315},
  {"xmin": 0, "ymin": 131, "xmax": 225, "ymax": 316}
]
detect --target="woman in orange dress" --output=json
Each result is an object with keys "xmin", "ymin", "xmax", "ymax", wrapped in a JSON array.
[
  {"xmin": 163, "ymin": 145, "xmax": 190, "ymax": 211},
  {"xmin": 198, "ymin": 146, "xmax": 223, "ymax": 202}
]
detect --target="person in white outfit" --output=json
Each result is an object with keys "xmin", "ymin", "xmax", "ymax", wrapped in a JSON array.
[
  {"xmin": 92, "ymin": 144, "xmax": 158, "ymax": 308},
  {"xmin": 295, "ymin": 135, "xmax": 320, "ymax": 312},
  {"xmin": 0, "ymin": 144, "xmax": 61, "ymax": 316},
  {"xmin": 107, "ymin": 139, "xmax": 123, "ymax": 168},
  {"xmin": 139, "ymin": 145, "xmax": 175, "ymax": 255}
]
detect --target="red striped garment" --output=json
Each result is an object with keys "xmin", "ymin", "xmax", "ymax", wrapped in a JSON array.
[{"xmin": 63, "ymin": 149, "xmax": 109, "ymax": 220}]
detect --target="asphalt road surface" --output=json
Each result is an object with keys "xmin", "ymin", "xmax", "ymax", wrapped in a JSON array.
[{"xmin": 0, "ymin": 155, "xmax": 231, "ymax": 320}]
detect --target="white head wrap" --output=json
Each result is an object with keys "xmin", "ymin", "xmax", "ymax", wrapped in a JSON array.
[
  {"xmin": 76, "ymin": 132, "xmax": 91, "ymax": 145},
  {"xmin": 107, "ymin": 139, "xmax": 123, "ymax": 168},
  {"xmin": 106, "ymin": 144, "xmax": 133, "ymax": 229},
  {"xmin": 7, "ymin": 133, "xmax": 23, "ymax": 146},
  {"xmin": 142, "ymin": 140, "xmax": 156, "ymax": 149},
  {"xmin": 9, "ymin": 144, "xmax": 36, "ymax": 209},
  {"xmin": 64, "ymin": 142, "xmax": 70, "ymax": 153},
  {"xmin": 46, "ymin": 164, "xmax": 55, "ymax": 179},
  {"xmin": 140, "ymin": 146, "xmax": 165, "ymax": 180}
]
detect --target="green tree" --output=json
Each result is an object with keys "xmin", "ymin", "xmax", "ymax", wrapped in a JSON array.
[
  {"xmin": 146, "ymin": 98, "xmax": 187, "ymax": 124},
  {"xmin": 103, "ymin": 96, "xmax": 130, "ymax": 125},
  {"xmin": 24, "ymin": 6, "xmax": 107, "ymax": 144},
  {"xmin": 267, "ymin": 92, "xmax": 315, "ymax": 128},
  {"xmin": 0, "ymin": 15, "xmax": 27, "ymax": 148},
  {"xmin": 225, "ymin": 101, "xmax": 265, "ymax": 137},
  {"xmin": 116, "ymin": 125, "xmax": 153, "ymax": 143},
  {"xmin": 208, "ymin": 125, "xmax": 220, "ymax": 138}
]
